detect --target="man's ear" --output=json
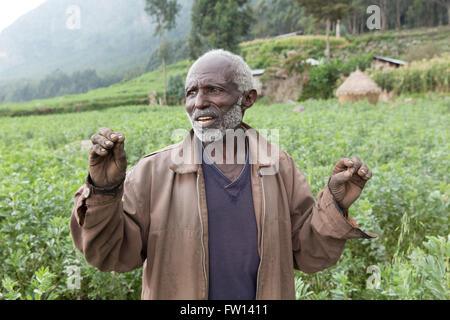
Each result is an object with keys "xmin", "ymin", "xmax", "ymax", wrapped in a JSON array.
[{"xmin": 241, "ymin": 89, "xmax": 258, "ymax": 112}]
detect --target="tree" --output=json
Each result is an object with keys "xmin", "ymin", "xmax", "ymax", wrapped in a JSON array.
[
  {"xmin": 145, "ymin": 38, "xmax": 189, "ymax": 73},
  {"xmin": 145, "ymin": 0, "xmax": 181, "ymax": 105},
  {"xmin": 379, "ymin": 0, "xmax": 388, "ymax": 30},
  {"xmin": 292, "ymin": 0, "xmax": 354, "ymax": 62},
  {"xmin": 188, "ymin": 0, "xmax": 254, "ymax": 59},
  {"xmin": 336, "ymin": 19, "xmax": 341, "ymax": 37},
  {"xmin": 431, "ymin": 0, "xmax": 450, "ymax": 25},
  {"xmin": 395, "ymin": 0, "xmax": 402, "ymax": 29},
  {"xmin": 251, "ymin": 0, "xmax": 304, "ymax": 38}
]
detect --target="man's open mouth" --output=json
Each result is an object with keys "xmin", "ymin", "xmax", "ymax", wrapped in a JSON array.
[{"xmin": 195, "ymin": 115, "xmax": 217, "ymax": 126}]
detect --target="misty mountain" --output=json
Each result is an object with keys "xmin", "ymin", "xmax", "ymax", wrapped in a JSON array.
[{"xmin": 0, "ymin": 0, "xmax": 193, "ymax": 80}]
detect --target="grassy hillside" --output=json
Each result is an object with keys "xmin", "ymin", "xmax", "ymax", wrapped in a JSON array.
[
  {"xmin": 240, "ymin": 25, "xmax": 450, "ymax": 69},
  {"xmin": 346, "ymin": 26, "xmax": 450, "ymax": 62},
  {"xmin": 240, "ymin": 35, "xmax": 349, "ymax": 69},
  {"xmin": 0, "ymin": 95, "xmax": 448, "ymax": 299},
  {"xmin": 0, "ymin": 60, "xmax": 191, "ymax": 117}
]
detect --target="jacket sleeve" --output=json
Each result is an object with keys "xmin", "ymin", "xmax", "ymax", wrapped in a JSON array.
[
  {"xmin": 283, "ymin": 155, "xmax": 376, "ymax": 274},
  {"xmin": 69, "ymin": 165, "xmax": 150, "ymax": 273}
]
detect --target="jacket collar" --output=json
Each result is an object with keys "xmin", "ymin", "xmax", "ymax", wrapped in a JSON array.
[{"xmin": 169, "ymin": 122, "xmax": 277, "ymax": 174}]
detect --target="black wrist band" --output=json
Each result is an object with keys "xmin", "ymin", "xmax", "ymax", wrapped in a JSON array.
[{"xmin": 86, "ymin": 174, "xmax": 125, "ymax": 196}]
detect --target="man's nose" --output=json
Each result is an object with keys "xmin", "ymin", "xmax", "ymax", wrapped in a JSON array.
[{"xmin": 194, "ymin": 90, "xmax": 209, "ymax": 109}]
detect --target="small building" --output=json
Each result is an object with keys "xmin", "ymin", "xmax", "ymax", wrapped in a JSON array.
[
  {"xmin": 336, "ymin": 68, "xmax": 382, "ymax": 105},
  {"xmin": 372, "ymin": 56, "xmax": 406, "ymax": 69}
]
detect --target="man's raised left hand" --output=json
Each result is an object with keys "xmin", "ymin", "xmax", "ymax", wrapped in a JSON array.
[{"xmin": 328, "ymin": 157, "xmax": 372, "ymax": 211}]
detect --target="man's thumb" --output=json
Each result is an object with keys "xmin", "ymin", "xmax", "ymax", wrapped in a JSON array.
[{"xmin": 330, "ymin": 167, "xmax": 355, "ymax": 186}]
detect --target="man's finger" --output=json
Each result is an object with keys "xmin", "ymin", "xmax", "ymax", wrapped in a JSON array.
[
  {"xmin": 110, "ymin": 132, "xmax": 126, "ymax": 167},
  {"xmin": 91, "ymin": 134, "xmax": 114, "ymax": 150},
  {"xmin": 345, "ymin": 158, "xmax": 355, "ymax": 166},
  {"xmin": 333, "ymin": 158, "xmax": 354, "ymax": 174},
  {"xmin": 90, "ymin": 144, "xmax": 108, "ymax": 157},
  {"xmin": 111, "ymin": 131, "xmax": 125, "ymax": 143},
  {"xmin": 357, "ymin": 164, "xmax": 369, "ymax": 178},
  {"xmin": 108, "ymin": 131, "xmax": 125, "ymax": 143},
  {"xmin": 113, "ymin": 141, "xmax": 127, "ymax": 168},
  {"xmin": 351, "ymin": 157, "xmax": 362, "ymax": 171},
  {"xmin": 98, "ymin": 127, "xmax": 114, "ymax": 139},
  {"xmin": 331, "ymin": 166, "xmax": 356, "ymax": 185},
  {"xmin": 339, "ymin": 158, "xmax": 354, "ymax": 168},
  {"xmin": 363, "ymin": 169, "xmax": 372, "ymax": 181}
]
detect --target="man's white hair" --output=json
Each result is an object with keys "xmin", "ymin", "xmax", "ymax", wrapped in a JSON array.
[{"xmin": 186, "ymin": 49, "xmax": 255, "ymax": 93}]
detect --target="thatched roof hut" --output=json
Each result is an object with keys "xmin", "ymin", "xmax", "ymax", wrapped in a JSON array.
[{"xmin": 336, "ymin": 68, "xmax": 381, "ymax": 105}]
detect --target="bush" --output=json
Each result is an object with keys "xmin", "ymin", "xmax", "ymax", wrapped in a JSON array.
[
  {"xmin": 167, "ymin": 73, "xmax": 185, "ymax": 105},
  {"xmin": 299, "ymin": 54, "xmax": 373, "ymax": 101},
  {"xmin": 340, "ymin": 53, "xmax": 373, "ymax": 75},
  {"xmin": 299, "ymin": 62, "xmax": 341, "ymax": 101},
  {"xmin": 374, "ymin": 235, "xmax": 450, "ymax": 300}
]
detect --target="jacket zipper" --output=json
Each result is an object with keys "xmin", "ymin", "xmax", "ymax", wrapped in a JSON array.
[
  {"xmin": 196, "ymin": 173, "xmax": 208, "ymax": 299},
  {"xmin": 255, "ymin": 170, "xmax": 266, "ymax": 299}
]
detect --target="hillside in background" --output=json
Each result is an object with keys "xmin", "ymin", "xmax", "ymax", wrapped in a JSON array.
[
  {"xmin": 241, "ymin": 25, "xmax": 450, "ymax": 69},
  {"xmin": 0, "ymin": 0, "xmax": 194, "ymax": 81},
  {"xmin": 0, "ymin": 60, "xmax": 191, "ymax": 116},
  {"xmin": 1, "ymin": 25, "xmax": 449, "ymax": 116},
  {"xmin": 2, "ymin": 0, "xmax": 449, "ymax": 104}
]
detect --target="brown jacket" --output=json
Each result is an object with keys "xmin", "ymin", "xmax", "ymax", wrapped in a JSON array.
[{"xmin": 70, "ymin": 123, "xmax": 376, "ymax": 300}]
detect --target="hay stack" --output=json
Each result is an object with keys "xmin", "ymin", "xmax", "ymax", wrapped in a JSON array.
[{"xmin": 336, "ymin": 68, "xmax": 381, "ymax": 105}]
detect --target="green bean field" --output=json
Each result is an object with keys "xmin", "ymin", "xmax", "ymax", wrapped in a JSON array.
[{"xmin": 0, "ymin": 95, "xmax": 448, "ymax": 299}]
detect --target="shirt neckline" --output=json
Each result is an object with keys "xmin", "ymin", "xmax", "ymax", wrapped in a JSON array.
[{"xmin": 202, "ymin": 136, "xmax": 250, "ymax": 186}]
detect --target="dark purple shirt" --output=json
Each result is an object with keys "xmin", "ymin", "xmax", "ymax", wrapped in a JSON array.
[{"xmin": 201, "ymin": 144, "xmax": 260, "ymax": 300}]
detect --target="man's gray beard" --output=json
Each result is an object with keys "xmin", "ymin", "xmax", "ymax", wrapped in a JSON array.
[{"xmin": 189, "ymin": 98, "xmax": 243, "ymax": 144}]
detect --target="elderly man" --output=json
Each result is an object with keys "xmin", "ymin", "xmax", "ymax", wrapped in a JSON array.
[{"xmin": 70, "ymin": 49, "xmax": 376, "ymax": 300}]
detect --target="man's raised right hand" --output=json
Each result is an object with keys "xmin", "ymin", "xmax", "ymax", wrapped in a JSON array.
[{"xmin": 89, "ymin": 127, "xmax": 127, "ymax": 188}]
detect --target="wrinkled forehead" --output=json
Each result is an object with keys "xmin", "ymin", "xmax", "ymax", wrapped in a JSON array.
[{"xmin": 186, "ymin": 55, "xmax": 237, "ymax": 88}]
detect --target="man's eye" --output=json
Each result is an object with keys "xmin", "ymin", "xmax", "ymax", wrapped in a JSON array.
[
  {"xmin": 209, "ymin": 87, "xmax": 221, "ymax": 93},
  {"xmin": 187, "ymin": 90, "xmax": 197, "ymax": 96}
]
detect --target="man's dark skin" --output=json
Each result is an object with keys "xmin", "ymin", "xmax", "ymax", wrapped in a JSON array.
[
  {"xmin": 89, "ymin": 54, "xmax": 372, "ymax": 219},
  {"xmin": 185, "ymin": 55, "xmax": 257, "ymax": 181}
]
